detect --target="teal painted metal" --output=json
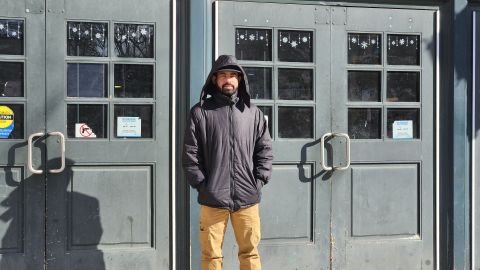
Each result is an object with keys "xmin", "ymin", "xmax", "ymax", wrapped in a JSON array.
[{"xmin": 451, "ymin": 0, "xmax": 472, "ymax": 269}]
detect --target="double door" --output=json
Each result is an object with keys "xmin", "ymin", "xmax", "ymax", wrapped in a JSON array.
[
  {"xmin": 0, "ymin": 0, "xmax": 171, "ymax": 269},
  {"xmin": 208, "ymin": 1, "xmax": 436, "ymax": 269}
]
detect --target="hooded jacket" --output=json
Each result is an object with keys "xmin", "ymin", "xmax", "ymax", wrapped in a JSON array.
[{"xmin": 182, "ymin": 55, "xmax": 273, "ymax": 211}]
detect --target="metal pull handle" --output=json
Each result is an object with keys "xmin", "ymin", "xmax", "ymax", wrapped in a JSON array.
[
  {"xmin": 28, "ymin": 132, "xmax": 45, "ymax": 174},
  {"xmin": 48, "ymin": 131, "xmax": 65, "ymax": 173},
  {"xmin": 321, "ymin": 132, "xmax": 333, "ymax": 171},
  {"xmin": 332, "ymin": 132, "xmax": 351, "ymax": 170}
]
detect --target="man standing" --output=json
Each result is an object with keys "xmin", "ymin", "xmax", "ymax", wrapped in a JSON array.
[{"xmin": 183, "ymin": 55, "xmax": 273, "ymax": 270}]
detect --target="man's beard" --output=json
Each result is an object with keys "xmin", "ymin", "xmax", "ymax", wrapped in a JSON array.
[{"xmin": 218, "ymin": 83, "xmax": 238, "ymax": 96}]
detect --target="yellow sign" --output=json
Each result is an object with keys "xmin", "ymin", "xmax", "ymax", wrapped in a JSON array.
[{"xmin": 0, "ymin": 105, "xmax": 14, "ymax": 129}]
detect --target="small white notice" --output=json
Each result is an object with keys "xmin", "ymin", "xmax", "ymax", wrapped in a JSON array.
[
  {"xmin": 392, "ymin": 120, "xmax": 413, "ymax": 139},
  {"xmin": 117, "ymin": 117, "xmax": 141, "ymax": 137},
  {"xmin": 75, "ymin": 123, "xmax": 97, "ymax": 138}
]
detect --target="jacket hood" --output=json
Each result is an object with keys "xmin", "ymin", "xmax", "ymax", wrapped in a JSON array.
[{"xmin": 200, "ymin": 55, "xmax": 250, "ymax": 106}]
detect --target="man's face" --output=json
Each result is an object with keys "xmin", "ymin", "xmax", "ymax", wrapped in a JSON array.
[{"xmin": 213, "ymin": 70, "xmax": 241, "ymax": 96}]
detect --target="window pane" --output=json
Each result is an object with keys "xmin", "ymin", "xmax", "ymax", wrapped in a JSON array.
[
  {"xmin": 278, "ymin": 107, "xmax": 313, "ymax": 138},
  {"xmin": 67, "ymin": 104, "xmax": 108, "ymax": 139},
  {"xmin": 0, "ymin": 104, "xmax": 24, "ymax": 139},
  {"xmin": 278, "ymin": 30, "xmax": 313, "ymax": 62},
  {"xmin": 114, "ymin": 64, "xmax": 154, "ymax": 98},
  {"xmin": 348, "ymin": 108, "xmax": 381, "ymax": 139},
  {"xmin": 348, "ymin": 33, "xmax": 381, "ymax": 65},
  {"xmin": 0, "ymin": 19, "xmax": 24, "ymax": 55},
  {"xmin": 348, "ymin": 71, "xmax": 381, "ymax": 102},
  {"xmin": 257, "ymin": 106, "xmax": 272, "ymax": 138},
  {"xmin": 114, "ymin": 24, "xmax": 154, "ymax": 58},
  {"xmin": 387, "ymin": 108, "xmax": 420, "ymax": 139},
  {"xmin": 244, "ymin": 67, "xmax": 272, "ymax": 99},
  {"xmin": 235, "ymin": 28, "xmax": 272, "ymax": 61},
  {"xmin": 67, "ymin": 21, "xmax": 108, "ymax": 57},
  {"xmin": 387, "ymin": 72, "xmax": 420, "ymax": 102},
  {"xmin": 0, "ymin": 62, "xmax": 23, "ymax": 97},
  {"xmin": 387, "ymin": 34, "xmax": 420, "ymax": 65},
  {"xmin": 67, "ymin": 63, "xmax": 108, "ymax": 97},
  {"xmin": 114, "ymin": 105, "xmax": 153, "ymax": 138},
  {"xmin": 278, "ymin": 68, "xmax": 313, "ymax": 100}
]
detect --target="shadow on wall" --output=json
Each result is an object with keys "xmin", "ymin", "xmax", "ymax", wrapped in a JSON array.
[{"xmin": 0, "ymin": 140, "xmax": 105, "ymax": 269}]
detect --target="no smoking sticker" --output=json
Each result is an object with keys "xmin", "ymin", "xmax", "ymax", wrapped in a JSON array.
[
  {"xmin": 0, "ymin": 105, "xmax": 14, "ymax": 138},
  {"xmin": 75, "ymin": 123, "xmax": 97, "ymax": 138}
]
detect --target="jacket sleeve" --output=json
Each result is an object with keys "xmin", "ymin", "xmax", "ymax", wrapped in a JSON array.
[
  {"xmin": 253, "ymin": 110, "xmax": 273, "ymax": 184},
  {"xmin": 182, "ymin": 109, "xmax": 206, "ymax": 189}
]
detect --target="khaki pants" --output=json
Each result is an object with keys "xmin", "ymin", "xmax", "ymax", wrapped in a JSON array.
[{"xmin": 199, "ymin": 204, "xmax": 261, "ymax": 270}]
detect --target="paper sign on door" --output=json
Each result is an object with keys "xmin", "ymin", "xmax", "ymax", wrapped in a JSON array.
[
  {"xmin": 392, "ymin": 120, "xmax": 413, "ymax": 139},
  {"xmin": 117, "ymin": 117, "xmax": 141, "ymax": 137}
]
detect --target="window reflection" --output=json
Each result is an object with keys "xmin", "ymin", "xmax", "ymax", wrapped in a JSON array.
[
  {"xmin": 67, "ymin": 104, "xmax": 108, "ymax": 138},
  {"xmin": 67, "ymin": 63, "xmax": 108, "ymax": 98},
  {"xmin": 235, "ymin": 28, "xmax": 272, "ymax": 61},
  {"xmin": 67, "ymin": 21, "xmax": 108, "ymax": 57},
  {"xmin": 0, "ymin": 19, "xmax": 24, "ymax": 55},
  {"xmin": 0, "ymin": 62, "xmax": 24, "ymax": 97},
  {"xmin": 348, "ymin": 108, "xmax": 381, "ymax": 139},
  {"xmin": 114, "ymin": 64, "xmax": 154, "ymax": 98},
  {"xmin": 278, "ymin": 68, "xmax": 313, "ymax": 100},
  {"xmin": 114, "ymin": 24, "xmax": 154, "ymax": 58},
  {"xmin": 348, "ymin": 71, "xmax": 381, "ymax": 102},
  {"xmin": 278, "ymin": 30, "xmax": 313, "ymax": 62},
  {"xmin": 387, "ymin": 34, "xmax": 420, "ymax": 65},
  {"xmin": 244, "ymin": 67, "xmax": 272, "ymax": 99},
  {"xmin": 387, "ymin": 72, "xmax": 420, "ymax": 102},
  {"xmin": 278, "ymin": 107, "xmax": 313, "ymax": 138},
  {"xmin": 348, "ymin": 33, "xmax": 382, "ymax": 65}
]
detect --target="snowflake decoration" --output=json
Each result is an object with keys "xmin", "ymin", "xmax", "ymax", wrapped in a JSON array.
[
  {"xmin": 84, "ymin": 30, "xmax": 89, "ymax": 35},
  {"xmin": 351, "ymin": 37, "xmax": 357, "ymax": 43},
  {"xmin": 121, "ymin": 34, "xmax": 127, "ymax": 41},
  {"xmin": 0, "ymin": 24, "xmax": 4, "ymax": 30},
  {"xmin": 259, "ymin": 36, "xmax": 264, "ymax": 40},
  {"xmin": 240, "ymin": 34, "xmax": 245, "ymax": 40},
  {"xmin": 95, "ymin": 33, "xmax": 102, "ymax": 39},
  {"xmin": 72, "ymin": 27, "xmax": 78, "ymax": 33},
  {"xmin": 302, "ymin": 36, "xmax": 308, "ymax": 43},
  {"xmin": 360, "ymin": 41, "xmax": 368, "ymax": 49},
  {"xmin": 371, "ymin": 39, "xmax": 376, "ymax": 44},
  {"xmin": 11, "ymin": 31, "xmax": 17, "ymax": 37},
  {"xmin": 132, "ymin": 33, "xmax": 137, "ymax": 38},
  {"xmin": 140, "ymin": 28, "xmax": 147, "ymax": 36},
  {"xmin": 249, "ymin": 34, "xmax": 255, "ymax": 41},
  {"xmin": 282, "ymin": 37, "xmax": 288, "ymax": 43},
  {"xmin": 291, "ymin": 41, "xmax": 298, "ymax": 48},
  {"xmin": 410, "ymin": 40, "xmax": 415, "ymax": 45},
  {"xmin": 399, "ymin": 39, "xmax": 405, "ymax": 45},
  {"xmin": 392, "ymin": 41, "xmax": 396, "ymax": 45}
]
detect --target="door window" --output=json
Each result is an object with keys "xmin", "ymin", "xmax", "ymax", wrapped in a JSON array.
[
  {"xmin": 347, "ymin": 32, "xmax": 421, "ymax": 140},
  {"xmin": 66, "ymin": 21, "xmax": 155, "ymax": 140}
]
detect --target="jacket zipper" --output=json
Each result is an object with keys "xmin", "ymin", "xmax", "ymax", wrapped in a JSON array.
[{"xmin": 229, "ymin": 103, "xmax": 235, "ymax": 209}]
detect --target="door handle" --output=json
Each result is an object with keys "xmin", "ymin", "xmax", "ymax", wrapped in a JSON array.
[
  {"xmin": 332, "ymin": 132, "xmax": 351, "ymax": 170},
  {"xmin": 28, "ymin": 132, "xmax": 45, "ymax": 174},
  {"xmin": 321, "ymin": 132, "xmax": 333, "ymax": 171},
  {"xmin": 48, "ymin": 131, "xmax": 65, "ymax": 173}
]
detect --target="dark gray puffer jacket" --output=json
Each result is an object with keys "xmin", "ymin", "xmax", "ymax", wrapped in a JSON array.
[{"xmin": 182, "ymin": 55, "xmax": 273, "ymax": 211}]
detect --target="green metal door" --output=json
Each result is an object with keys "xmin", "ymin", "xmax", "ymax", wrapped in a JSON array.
[
  {"xmin": 329, "ymin": 7, "xmax": 436, "ymax": 269},
  {"xmin": 1, "ymin": 0, "xmax": 172, "ymax": 269},
  {"xmin": 0, "ymin": 1, "xmax": 46, "ymax": 269},
  {"xmin": 212, "ymin": 1, "xmax": 436, "ymax": 269}
]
